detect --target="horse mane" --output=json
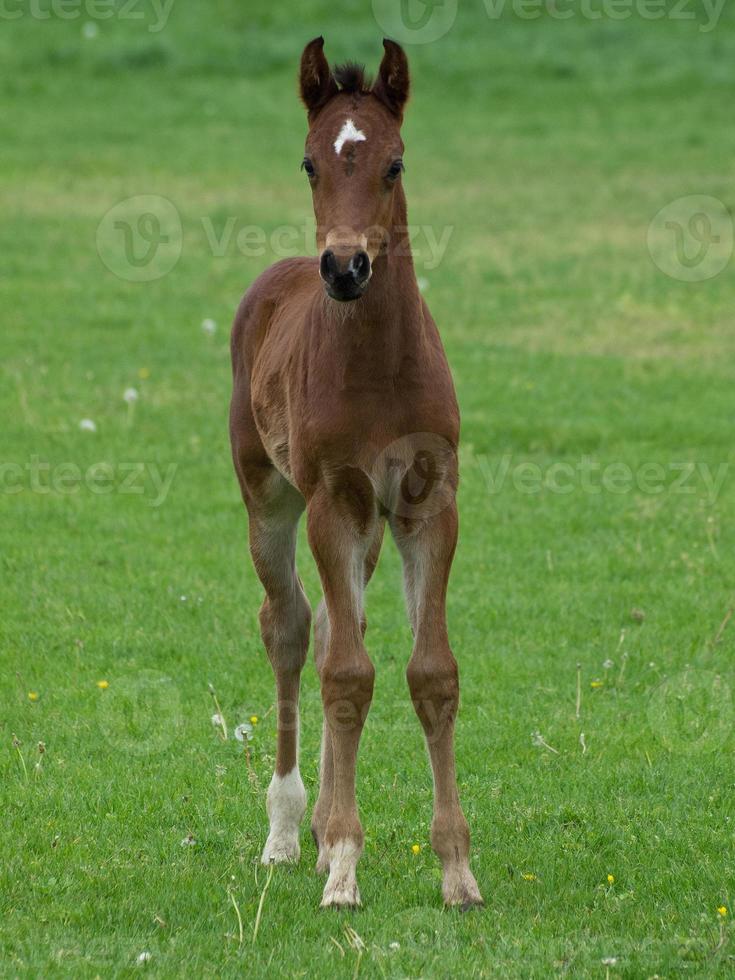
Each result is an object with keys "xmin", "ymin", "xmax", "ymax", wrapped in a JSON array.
[{"xmin": 332, "ymin": 62, "xmax": 373, "ymax": 95}]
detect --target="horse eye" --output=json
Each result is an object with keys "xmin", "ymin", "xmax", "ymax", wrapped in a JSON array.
[
  {"xmin": 301, "ymin": 157, "xmax": 315, "ymax": 178},
  {"xmin": 387, "ymin": 160, "xmax": 404, "ymax": 180}
]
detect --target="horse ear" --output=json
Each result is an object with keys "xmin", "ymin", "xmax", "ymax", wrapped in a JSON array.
[
  {"xmin": 299, "ymin": 36, "xmax": 338, "ymax": 116},
  {"xmin": 372, "ymin": 39, "xmax": 410, "ymax": 118}
]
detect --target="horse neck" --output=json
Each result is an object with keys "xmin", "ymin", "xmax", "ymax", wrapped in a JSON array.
[{"xmin": 320, "ymin": 187, "xmax": 425, "ymax": 374}]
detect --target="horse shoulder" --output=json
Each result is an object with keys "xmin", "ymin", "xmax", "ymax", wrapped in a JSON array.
[{"xmin": 231, "ymin": 257, "xmax": 319, "ymax": 374}]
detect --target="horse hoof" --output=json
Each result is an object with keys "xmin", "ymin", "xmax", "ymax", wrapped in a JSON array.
[
  {"xmin": 261, "ymin": 834, "xmax": 300, "ymax": 865},
  {"xmin": 460, "ymin": 898, "xmax": 485, "ymax": 913},
  {"xmin": 320, "ymin": 880, "xmax": 361, "ymax": 908},
  {"xmin": 443, "ymin": 866, "xmax": 484, "ymax": 909}
]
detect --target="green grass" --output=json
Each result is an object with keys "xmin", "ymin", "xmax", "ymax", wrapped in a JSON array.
[{"xmin": 2, "ymin": 1, "xmax": 735, "ymax": 976}]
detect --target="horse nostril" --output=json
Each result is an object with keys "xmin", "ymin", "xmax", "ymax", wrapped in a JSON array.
[
  {"xmin": 349, "ymin": 250, "xmax": 371, "ymax": 284},
  {"xmin": 320, "ymin": 249, "xmax": 337, "ymax": 283}
]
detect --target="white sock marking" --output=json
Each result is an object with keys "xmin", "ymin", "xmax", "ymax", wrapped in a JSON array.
[
  {"xmin": 262, "ymin": 768, "xmax": 306, "ymax": 864},
  {"xmin": 321, "ymin": 838, "xmax": 362, "ymax": 907},
  {"xmin": 334, "ymin": 119, "xmax": 367, "ymax": 156}
]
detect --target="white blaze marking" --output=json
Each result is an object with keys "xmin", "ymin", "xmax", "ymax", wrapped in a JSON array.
[{"xmin": 334, "ymin": 118, "xmax": 367, "ymax": 156}]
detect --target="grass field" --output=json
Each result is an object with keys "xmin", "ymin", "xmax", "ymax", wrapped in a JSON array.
[{"xmin": 2, "ymin": 1, "xmax": 735, "ymax": 976}]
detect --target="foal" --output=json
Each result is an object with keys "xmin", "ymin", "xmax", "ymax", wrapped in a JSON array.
[{"xmin": 230, "ymin": 37, "xmax": 482, "ymax": 909}]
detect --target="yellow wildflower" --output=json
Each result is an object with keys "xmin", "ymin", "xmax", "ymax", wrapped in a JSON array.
[
  {"xmin": 249, "ymin": 715, "xmax": 259, "ymax": 725},
  {"xmin": 28, "ymin": 691, "xmax": 39, "ymax": 702},
  {"xmin": 718, "ymin": 906, "xmax": 728, "ymax": 917},
  {"xmin": 411, "ymin": 844, "xmax": 421, "ymax": 855},
  {"xmin": 97, "ymin": 680, "xmax": 109, "ymax": 690},
  {"xmin": 522, "ymin": 873, "xmax": 537, "ymax": 881},
  {"xmin": 607, "ymin": 874, "xmax": 615, "ymax": 884},
  {"xmin": 590, "ymin": 680, "xmax": 604, "ymax": 689}
]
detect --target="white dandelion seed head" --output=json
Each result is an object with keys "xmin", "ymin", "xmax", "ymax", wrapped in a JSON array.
[
  {"xmin": 531, "ymin": 731, "xmax": 545, "ymax": 747},
  {"xmin": 211, "ymin": 712, "xmax": 223, "ymax": 728},
  {"xmin": 201, "ymin": 318, "xmax": 217, "ymax": 335},
  {"xmin": 603, "ymin": 659, "xmax": 614, "ymax": 669},
  {"xmin": 388, "ymin": 941, "xmax": 400, "ymax": 950},
  {"xmin": 137, "ymin": 951, "xmax": 152, "ymax": 964},
  {"xmin": 79, "ymin": 418, "xmax": 97, "ymax": 433},
  {"xmin": 601, "ymin": 957, "xmax": 618, "ymax": 966},
  {"xmin": 123, "ymin": 387, "xmax": 139, "ymax": 404},
  {"xmin": 234, "ymin": 722, "xmax": 253, "ymax": 743},
  {"xmin": 180, "ymin": 835, "xmax": 197, "ymax": 847}
]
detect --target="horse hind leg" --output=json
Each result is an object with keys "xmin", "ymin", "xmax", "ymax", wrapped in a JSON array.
[
  {"xmin": 311, "ymin": 518, "xmax": 384, "ymax": 875},
  {"xmin": 311, "ymin": 599, "xmax": 333, "ymax": 874},
  {"xmin": 244, "ymin": 469, "xmax": 311, "ymax": 864}
]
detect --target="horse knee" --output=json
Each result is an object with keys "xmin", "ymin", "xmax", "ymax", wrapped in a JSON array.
[
  {"xmin": 407, "ymin": 649, "xmax": 459, "ymax": 703},
  {"xmin": 406, "ymin": 651, "xmax": 459, "ymax": 738},
  {"xmin": 321, "ymin": 649, "xmax": 375, "ymax": 732},
  {"xmin": 260, "ymin": 592, "xmax": 311, "ymax": 671}
]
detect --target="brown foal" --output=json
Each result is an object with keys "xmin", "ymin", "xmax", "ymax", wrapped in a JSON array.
[{"xmin": 229, "ymin": 37, "xmax": 482, "ymax": 909}]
